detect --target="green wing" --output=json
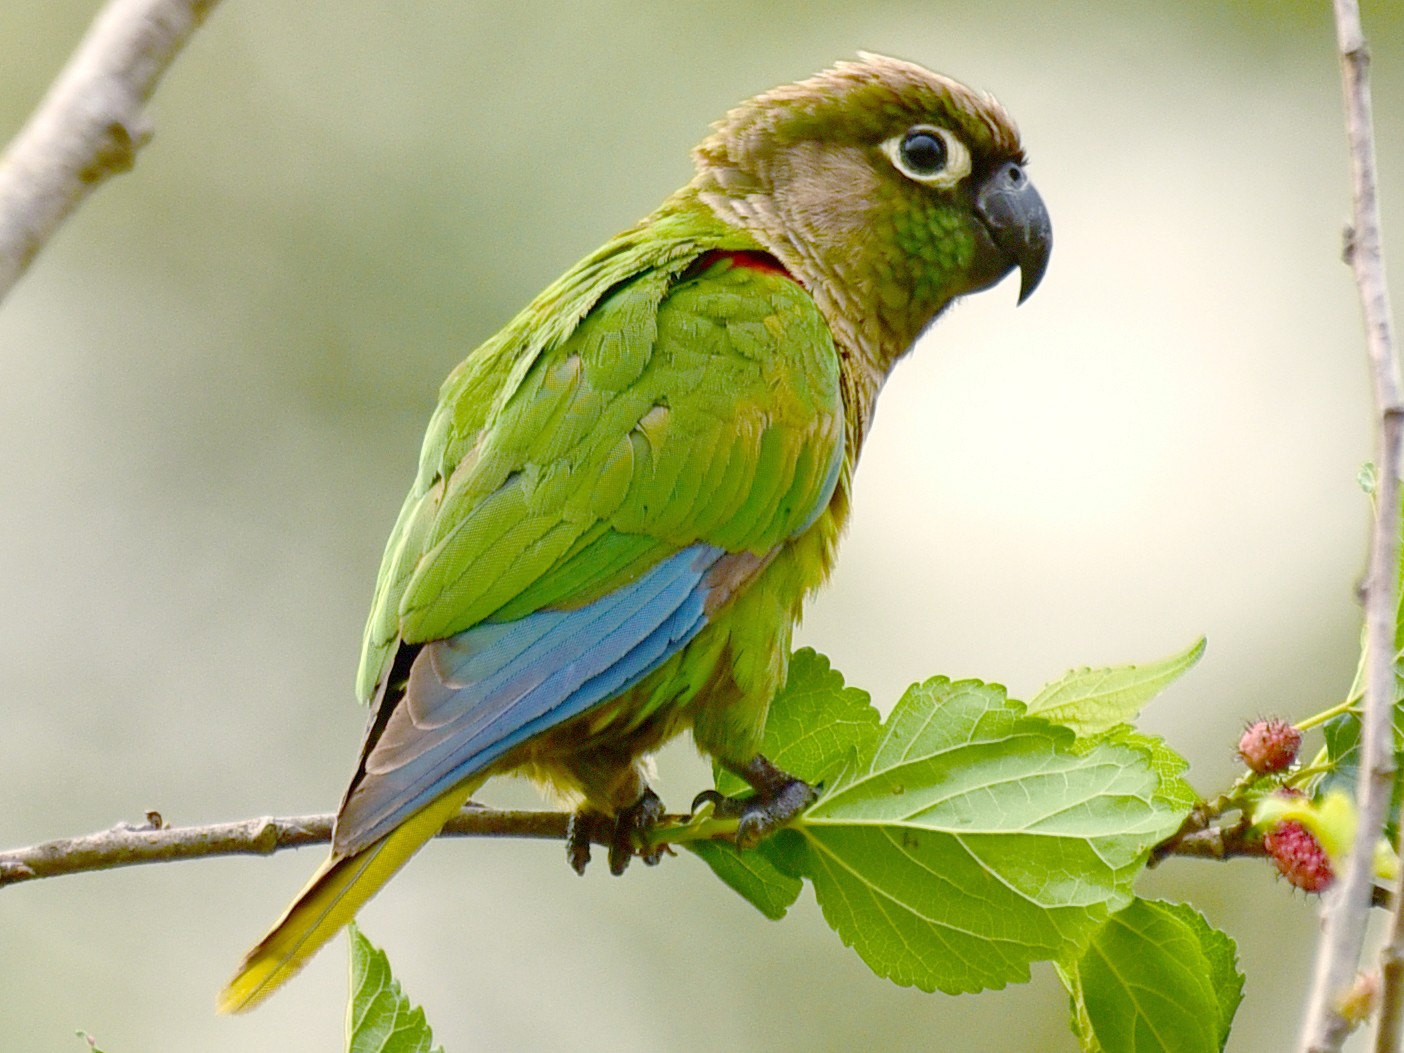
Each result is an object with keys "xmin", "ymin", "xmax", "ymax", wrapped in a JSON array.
[{"xmin": 355, "ymin": 197, "xmax": 844, "ymax": 701}]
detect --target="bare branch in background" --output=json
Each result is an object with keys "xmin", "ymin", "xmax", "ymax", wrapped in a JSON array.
[
  {"xmin": 0, "ymin": 0, "xmax": 220, "ymax": 305},
  {"xmin": 1298, "ymin": 3, "xmax": 1402, "ymax": 1051}
]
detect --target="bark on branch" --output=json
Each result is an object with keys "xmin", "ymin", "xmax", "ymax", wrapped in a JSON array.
[
  {"xmin": 1298, "ymin": 3, "xmax": 1402, "ymax": 1052},
  {"xmin": 0, "ymin": 805, "xmax": 580, "ymax": 889},
  {"xmin": 0, "ymin": 0, "xmax": 220, "ymax": 304},
  {"xmin": 0, "ymin": 799, "xmax": 1275, "ymax": 892}
]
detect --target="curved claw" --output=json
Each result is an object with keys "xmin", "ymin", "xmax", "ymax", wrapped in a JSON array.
[{"xmin": 690, "ymin": 788, "xmax": 739, "ymax": 817}]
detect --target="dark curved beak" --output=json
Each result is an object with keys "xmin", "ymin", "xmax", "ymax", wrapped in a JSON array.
[{"xmin": 974, "ymin": 161, "xmax": 1051, "ymax": 304}]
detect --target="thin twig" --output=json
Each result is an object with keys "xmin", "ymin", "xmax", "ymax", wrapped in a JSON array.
[
  {"xmin": 1299, "ymin": 3, "xmax": 1402, "ymax": 1052},
  {"xmin": 0, "ymin": 0, "xmax": 220, "ymax": 304},
  {"xmin": 0, "ymin": 804, "xmax": 735, "ymax": 889},
  {"xmin": 0, "ymin": 787, "xmax": 1288, "ymax": 890},
  {"xmin": 0, "ymin": 806, "xmax": 586, "ymax": 889}
]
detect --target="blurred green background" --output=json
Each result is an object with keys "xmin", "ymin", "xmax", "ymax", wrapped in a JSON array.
[{"xmin": 2, "ymin": 1, "xmax": 1402, "ymax": 1050}]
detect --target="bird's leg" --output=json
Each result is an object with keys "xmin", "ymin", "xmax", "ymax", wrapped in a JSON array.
[{"xmin": 693, "ymin": 754, "xmax": 816, "ymax": 848}]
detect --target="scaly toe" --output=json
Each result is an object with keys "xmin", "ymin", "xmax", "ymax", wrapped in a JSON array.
[
  {"xmin": 607, "ymin": 788, "xmax": 666, "ymax": 876},
  {"xmin": 566, "ymin": 811, "xmax": 606, "ymax": 876},
  {"xmin": 735, "ymin": 778, "xmax": 817, "ymax": 849}
]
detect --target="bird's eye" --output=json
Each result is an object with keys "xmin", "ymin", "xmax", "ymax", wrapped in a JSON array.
[
  {"xmin": 900, "ymin": 131, "xmax": 946, "ymax": 174},
  {"xmin": 882, "ymin": 125, "xmax": 972, "ymax": 189}
]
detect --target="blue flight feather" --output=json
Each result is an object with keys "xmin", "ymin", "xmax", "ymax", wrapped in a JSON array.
[{"xmin": 337, "ymin": 543, "xmax": 724, "ymax": 851}]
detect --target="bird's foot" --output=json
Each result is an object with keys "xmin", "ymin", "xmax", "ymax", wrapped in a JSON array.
[
  {"xmin": 691, "ymin": 754, "xmax": 816, "ymax": 849},
  {"xmin": 566, "ymin": 787, "xmax": 667, "ymax": 876}
]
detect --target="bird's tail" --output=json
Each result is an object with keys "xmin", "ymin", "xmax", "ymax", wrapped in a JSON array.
[{"xmin": 216, "ymin": 783, "xmax": 479, "ymax": 1014}]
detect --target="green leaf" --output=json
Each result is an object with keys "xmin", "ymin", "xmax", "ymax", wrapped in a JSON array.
[
  {"xmin": 693, "ymin": 648, "xmax": 878, "ymax": 909},
  {"xmin": 1324, "ymin": 711, "xmax": 1362, "ymax": 792},
  {"xmin": 796, "ymin": 677, "xmax": 1187, "ymax": 994},
  {"xmin": 715, "ymin": 648, "xmax": 880, "ymax": 796},
  {"xmin": 1323, "ymin": 710, "xmax": 1404, "ymax": 844},
  {"xmin": 1027, "ymin": 639, "xmax": 1206, "ymax": 735},
  {"xmin": 347, "ymin": 924, "xmax": 444, "ymax": 1053},
  {"xmin": 1060, "ymin": 899, "xmax": 1243, "ymax": 1053},
  {"xmin": 1200, "ymin": 917, "xmax": 1244, "ymax": 1047},
  {"xmin": 1397, "ymin": 481, "xmax": 1404, "ymax": 656},
  {"xmin": 685, "ymin": 838, "xmax": 803, "ymax": 919},
  {"xmin": 1084, "ymin": 725, "xmax": 1198, "ymax": 815}
]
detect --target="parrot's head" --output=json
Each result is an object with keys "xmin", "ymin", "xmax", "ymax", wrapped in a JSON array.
[{"xmin": 693, "ymin": 52, "xmax": 1050, "ymax": 366}]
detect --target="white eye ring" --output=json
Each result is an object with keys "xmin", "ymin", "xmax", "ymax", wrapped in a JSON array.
[{"xmin": 882, "ymin": 125, "xmax": 972, "ymax": 189}]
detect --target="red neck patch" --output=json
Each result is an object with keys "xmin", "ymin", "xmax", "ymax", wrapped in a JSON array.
[{"xmin": 693, "ymin": 249, "xmax": 799, "ymax": 284}]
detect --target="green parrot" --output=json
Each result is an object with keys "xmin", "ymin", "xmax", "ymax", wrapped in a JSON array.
[{"xmin": 218, "ymin": 52, "xmax": 1050, "ymax": 1013}]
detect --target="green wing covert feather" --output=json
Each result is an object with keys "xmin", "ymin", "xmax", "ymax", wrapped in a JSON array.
[{"xmin": 356, "ymin": 200, "xmax": 844, "ymax": 702}]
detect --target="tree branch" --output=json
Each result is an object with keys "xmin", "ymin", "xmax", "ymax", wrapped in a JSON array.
[
  {"xmin": 1299, "ymin": 3, "xmax": 1402, "ymax": 1052},
  {"xmin": 0, "ymin": 802, "xmax": 754, "ymax": 888},
  {"xmin": 0, "ymin": 805, "xmax": 589, "ymax": 889},
  {"xmin": 0, "ymin": 0, "xmax": 220, "ymax": 305},
  {"xmin": 1, "ymin": 793, "xmax": 1291, "ymax": 893},
  {"xmin": 1146, "ymin": 805, "xmax": 1266, "ymax": 866}
]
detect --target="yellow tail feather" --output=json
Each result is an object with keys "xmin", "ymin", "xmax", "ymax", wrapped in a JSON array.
[{"xmin": 217, "ymin": 783, "xmax": 480, "ymax": 1014}]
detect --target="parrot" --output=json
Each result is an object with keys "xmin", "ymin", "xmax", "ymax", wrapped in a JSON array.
[{"xmin": 217, "ymin": 52, "xmax": 1050, "ymax": 1013}]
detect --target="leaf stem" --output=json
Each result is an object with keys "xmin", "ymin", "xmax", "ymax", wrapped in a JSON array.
[{"xmin": 1297, "ymin": 698, "xmax": 1361, "ymax": 733}]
